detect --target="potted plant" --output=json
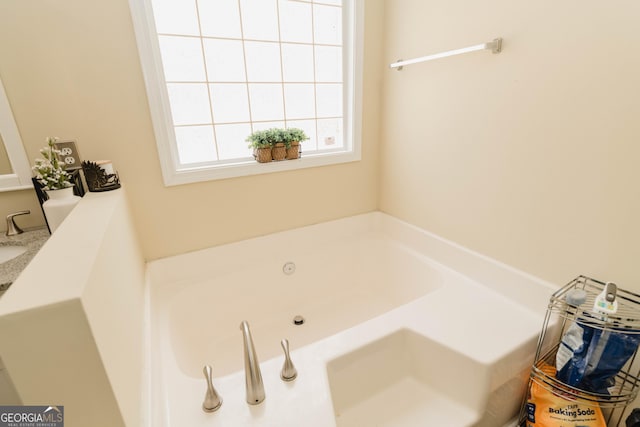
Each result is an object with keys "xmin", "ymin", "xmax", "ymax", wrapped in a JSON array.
[
  {"xmin": 32, "ymin": 136, "xmax": 81, "ymax": 233},
  {"xmin": 267, "ymin": 128, "xmax": 287, "ymax": 161},
  {"xmin": 32, "ymin": 137, "xmax": 73, "ymax": 193},
  {"xmin": 246, "ymin": 130, "xmax": 272, "ymax": 163},
  {"xmin": 284, "ymin": 128, "xmax": 308, "ymax": 160}
]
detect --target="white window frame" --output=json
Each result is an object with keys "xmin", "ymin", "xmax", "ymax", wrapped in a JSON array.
[{"xmin": 129, "ymin": 0, "xmax": 364, "ymax": 186}]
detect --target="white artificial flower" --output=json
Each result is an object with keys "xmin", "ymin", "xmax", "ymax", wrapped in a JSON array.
[{"xmin": 32, "ymin": 136, "xmax": 72, "ymax": 190}]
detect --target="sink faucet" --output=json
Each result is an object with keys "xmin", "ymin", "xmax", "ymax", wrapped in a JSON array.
[
  {"xmin": 6, "ymin": 210, "xmax": 30, "ymax": 236},
  {"xmin": 240, "ymin": 320, "xmax": 265, "ymax": 405}
]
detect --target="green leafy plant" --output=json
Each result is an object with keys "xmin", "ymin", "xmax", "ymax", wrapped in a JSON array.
[
  {"xmin": 246, "ymin": 130, "xmax": 271, "ymax": 149},
  {"xmin": 247, "ymin": 127, "xmax": 308, "ymax": 151},
  {"xmin": 32, "ymin": 136, "xmax": 72, "ymax": 190},
  {"xmin": 265, "ymin": 128, "xmax": 286, "ymax": 146},
  {"xmin": 247, "ymin": 128, "xmax": 288, "ymax": 148},
  {"xmin": 284, "ymin": 128, "xmax": 308, "ymax": 146}
]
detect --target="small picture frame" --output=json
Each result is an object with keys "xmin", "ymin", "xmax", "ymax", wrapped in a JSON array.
[{"xmin": 53, "ymin": 139, "xmax": 82, "ymax": 171}]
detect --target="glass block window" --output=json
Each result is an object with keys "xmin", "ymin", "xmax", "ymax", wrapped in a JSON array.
[
  {"xmin": 147, "ymin": 0, "xmax": 349, "ymax": 167},
  {"xmin": 130, "ymin": 0, "xmax": 362, "ymax": 184}
]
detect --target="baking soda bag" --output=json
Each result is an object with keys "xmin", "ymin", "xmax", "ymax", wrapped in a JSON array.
[{"xmin": 525, "ymin": 363, "xmax": 606, "ymax": 427}]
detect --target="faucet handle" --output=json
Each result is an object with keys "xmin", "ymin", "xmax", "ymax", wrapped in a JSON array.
[
  {"xmin": 280, "ymin": 339, "xmax": 297, "ymax": 381},
  {"xmin": 6, "ymin": 210, "xmax": 30, "ymax": 236},
  {"xmin": 202, "ymin": 365, "xmax": 222, "ymax": 412}
]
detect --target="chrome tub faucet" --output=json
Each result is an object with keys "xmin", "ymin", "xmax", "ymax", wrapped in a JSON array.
[
  {"xmin": 280, "ymin": 339, "xmax": 297, "ymax": 381},
  {"xmin": 202, "ymin": 365, "xmax": 222, "ymax": 412},
  {"xmin": 240, "ymin": 321, "xmax": 265, "ymax": 405}
]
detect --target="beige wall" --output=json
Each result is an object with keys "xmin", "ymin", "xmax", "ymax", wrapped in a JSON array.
[
  {"xmin": 2, "ymin": 0, "xmax": 637, "ymax": 293},
  {"xmin": 0, "ymin": 0, "xmax": 383, "ymax": 259},
  {"xmin": 380, "ymin": 0, "xmax": 640, "ymax": 290}
]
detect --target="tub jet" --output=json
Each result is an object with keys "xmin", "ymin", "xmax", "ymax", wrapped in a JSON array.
[
  {"xmin": 293, "ymin": 315, "xmax": 305, "ymax": 325},
  {"xmin": 283, "ymin": 262, "xmax": 296, "ymax": 275}
]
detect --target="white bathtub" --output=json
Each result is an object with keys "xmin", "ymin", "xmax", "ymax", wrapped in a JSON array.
[{"xmin": 146, "ymin": 212, "xmax": 555, "ymax": 427}]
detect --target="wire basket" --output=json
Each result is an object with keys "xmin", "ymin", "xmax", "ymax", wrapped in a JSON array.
[{"xmin": 519, "ymin": 275, "xmax": 640, "ymax": 426}]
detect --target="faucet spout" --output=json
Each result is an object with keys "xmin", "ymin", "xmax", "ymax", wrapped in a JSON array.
[{"xmin": 240, "ymin": 320, "xmax": 265, "ymax": 405}]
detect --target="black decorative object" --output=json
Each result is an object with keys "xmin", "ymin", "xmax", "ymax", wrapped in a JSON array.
[
  {"xmin": 627, "ymin": 409, "xmax": 640, "ymax": 427},
  {"xmin": 81, "ymin": 161, "xmax": 121, "ymax": 192},
  {"xmin": 69, "ymin": 169, "xmax": 86, "ymax": 197},
  {"xmin": 31, "ymin": 177, "xmax": 51, "ymax": 233}
]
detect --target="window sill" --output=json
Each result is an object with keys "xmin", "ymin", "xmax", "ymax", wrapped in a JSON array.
[{"xmin": 163, "ymin": 149, "xmax": 361, "ymax": 186}]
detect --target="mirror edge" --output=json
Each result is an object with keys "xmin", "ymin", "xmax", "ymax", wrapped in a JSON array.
[{"xmin": 0, "ymin": 74, "xmax": 32, "ymax": 192}]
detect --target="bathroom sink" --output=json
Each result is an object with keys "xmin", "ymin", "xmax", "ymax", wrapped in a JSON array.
[
  {"xmin": 0, "ymin": 245, "xmax": 27, "ymax": 264},
  {"xmin": 326, "ymin": 329, "xmax": 488, "ymax": 427}
]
